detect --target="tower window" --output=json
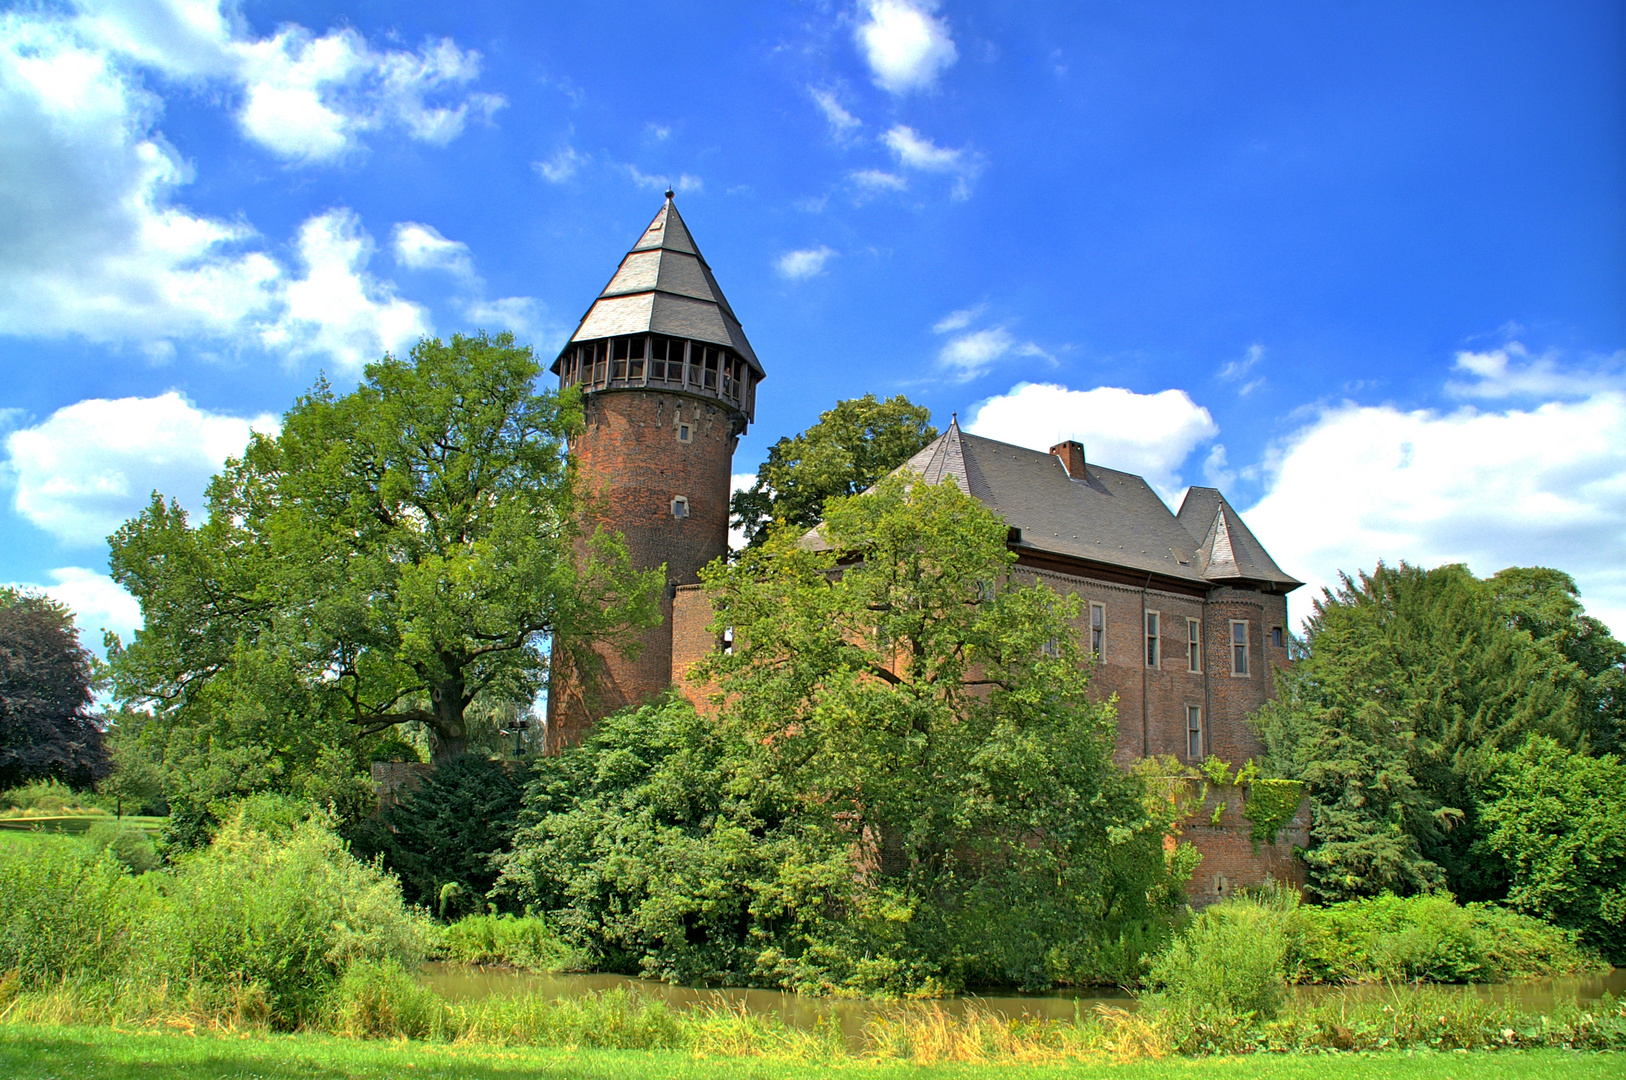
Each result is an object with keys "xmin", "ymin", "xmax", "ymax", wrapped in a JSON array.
[
  {"xmin": 703, "ymin": 349, "xmax": 718, "ymax": 389},
  {"xmin": 1187, "ymin": 705, "xmax": 1203, "ymax": 760},
  {"xmin": 629, "ymin": 336, "xmax": 645, "ymax": 381},
  {"xmin": 1089, "ymin": 602, "xmax": 1105, "ymax": 659},
  {"xmin": 677, "ymin": 421, "xmax": 692, "ymax": 443},
  {"xmin": 612, "ymin": 337, "xmax": 629, "ymax": 381},
  {"xmin": 1187, "ymin": 618, "xmax": 1201, "ymax": 673},
  {"xmin": 1231, "ymin": 620, "xmax": 1250, "ymax": 676},
  {"xmin": 1145, "ymin": 610, "xmax": 1160, "ymax": 669},
  {"xmin": 650, "ymin": 337, "xmax": 669, "ymax": 382},
  {"xmin": 1271, "ymin": 625, "xmax": 1284, "ymax": 648},
  {"xmin": 671, "ymin": 496, "xmax": 689, "ymax": 519}
]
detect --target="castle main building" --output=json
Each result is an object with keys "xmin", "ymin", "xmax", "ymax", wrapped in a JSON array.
[{"xmin": 546, "ymin": 195, "xmax": 1308, "ymax": 902}]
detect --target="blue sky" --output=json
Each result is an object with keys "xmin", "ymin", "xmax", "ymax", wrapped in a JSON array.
[{"xmin": 1, "ymin": 0, "xmax": 1622, "ymax": 645}]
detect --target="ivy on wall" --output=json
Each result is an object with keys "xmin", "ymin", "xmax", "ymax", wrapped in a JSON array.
[{"xmin": 1242, "ymin": 778, "xmax": 1306, "ymax": 845}]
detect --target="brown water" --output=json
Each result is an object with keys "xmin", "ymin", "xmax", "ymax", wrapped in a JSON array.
[{"xmin": 420, "ymin": 963, "xmax": 1625, "ymax": 1038}]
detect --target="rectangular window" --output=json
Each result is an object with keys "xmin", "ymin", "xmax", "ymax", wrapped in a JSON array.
[
  {"xmin": 629, "ymin": 336, "xmax": 645, "ymax": 381},
  {"xmin": 1090, "ymin": 602, "xmax": 1105, "ymax": 658},
  {"xmin": 591, "ymin": 342, "xmax": 605, "ymax": 385},
  {"xmin": 703, "ymin": 349, "xmax": 718, "ymax": 389},
  {"xmin": 1231, "ymin": 620, "xmax": 1250, "ymax": 676},
  {"xmin": 1145, "ymin": 611, "xmax": 1160, "ymax": 669},
  {"xmin": 1271, "ymin": 626, "xmax": 1284, "ymax": 649},
  {"xmin": 1187, "ymin": 706, "xmax": 1203, "ymax": 760},
  {"xmin": 1187, "ymin": 618, "xmax": 1201, "ymax": 673},
  {"xmin": 1040, "ymin": 637, "xmax": 1059, "ymax": 658}
]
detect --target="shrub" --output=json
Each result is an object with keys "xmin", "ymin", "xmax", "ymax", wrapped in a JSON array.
[
  {"xmin": 0, "ymin": 838, "xmax": 142, "ymax": 984},
  {"xmin": 441, "ymin": 913, "xmax": 578, "ymax": 970},
  {"xmin": 140, "ymin": 801, "xmax": 433, "ymax": 1026},
  {"xmin": 356, "ymin": 754, "xmax": 525, "ymax": 917},
  {"xmin": 1140, "ymin": 894, "xmax": 1289, "ymax": 1024},
  {"xmin": 0, "ymin": 778, "xmax": 105, "ymax": 815},
  {"xmin": 85, "ymin": 820, "xmax": 160, "ymax": 874},
  {"xmin": 326, "ymin": 958, "xmax": 445, "ymax": 1039}
]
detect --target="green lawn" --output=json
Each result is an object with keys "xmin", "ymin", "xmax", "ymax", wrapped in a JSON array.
[
  {"xmin": 0, "ymin": 814, "xmax": 165, "ymax": 836},
  {"xmin": 0, "ymin": 1025, "xmax": 1615, "ymax": 1080}
]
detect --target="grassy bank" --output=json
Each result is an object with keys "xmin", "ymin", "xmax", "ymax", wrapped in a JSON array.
[{"xmin": 1, "ymin": 1024, "xmax": 1619, "ymax": 1080}]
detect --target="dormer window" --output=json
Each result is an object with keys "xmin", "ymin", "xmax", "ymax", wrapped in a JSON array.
[{"xmin": 671, "ymin": 496, "xmax": 689, "ymax": 519}]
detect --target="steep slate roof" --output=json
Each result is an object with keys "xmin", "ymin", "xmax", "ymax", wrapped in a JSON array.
[
  {"xmin": 553, "ymin": 194, "xmax": 764, "ymax": 376},
  {"xmin": 864, "ymin": 420, "xmax": 1301, "ymax": 592},
  {"xmin": 1177, "ymin": 487, "xmax": 1302, "ymax": 591}
]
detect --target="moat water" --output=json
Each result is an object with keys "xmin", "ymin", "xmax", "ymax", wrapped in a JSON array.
[{"xmin": 419, "ymin": 963, "xmax": 1625, "ymax": 1039}]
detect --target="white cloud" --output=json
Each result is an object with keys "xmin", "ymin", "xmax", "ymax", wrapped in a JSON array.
[
  {"xmin": 855, "ymin": 0, "xmax": 957, "ymax": 95},
  {"xmin": 848, "ymin": 168, "xmax": 908, "ymax": 196},
  {"xmin": 18, "ymin": 567, "xmax": 143, "ymax": 650},
  {"xmin": 0, "ymin": 4, "xmax": 472, "ymax": 366},
  {"xmin": 72, "ymin": 2, "xmax": 503, "ymax": 164},
  {"xmin": 810, "ymin": 87, "xmax": 861, "ymax": 138},
  {"xmin": 1446, "ymin": 341, "xmax": 1625, "ymax": 400},
  {"xmin": 1244, "ymin": 393, "xmax": 1626, "ymax": 637},
  {"xmin": 931, "ymin": 310, "xmax": 1049, "ymax": 380},
  {"xmin": 1219, "ymin": 343, "xmax": 1265, "ymax": 395},
  {"xmin": 5, "ymin": 391, "xmax": 277, "ymax": 546},
  {"xmin": 932, "ymin": 305, "xmax": 982, "ymax": 334},
  {"xmin": 965, "ymin": 382, "xmax": 1220, "ymax": 499},
  {"xmin": 625, "ymin": 166, "xmax": 702, "ymax": 194},
  {"xmin": 776, "ymin": 246, "xmax": 836, "ymax": 280},
  {"xmin": 392, "ymin": 222, "xmax": 474, "ymax": 279},
  {"xmin": 534, "ymin": 145, "xmax": 586, "ymax": 183},
  {"xmin": 260, "ymin": 209, "xmax": 431, "ymax": 370},
  {"xmin": 883, "ymin": 125, "xmax": 982, "ymax": 199},
  {"xmin": 463, "ymin": 296, "xmax": 560, "ymax": 351}
]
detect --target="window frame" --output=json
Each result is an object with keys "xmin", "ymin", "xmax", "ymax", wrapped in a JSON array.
[
  {"xmin": 1145, "ymin": 610, "xmax": 1160, "ymax": 669},
  {"xmin": 1089, "ymin": 602, "xmax": 1106, "ymax": 660},
  {"xmin": 1186, "ymin": 704, "xmax": 1203, "ymax": 760},
  {"xmin": 671, "ymin": 495, "xmax": 689, "ymax": 519},
  {"xmin": 1187, "ymin": 617, "xmax": 1201, "ymax": 673},
  {"xmin": 1271, "ymin": 625, "xmax": 1284, "ymax": 649},
  {"xmin": 1230, "ymin": 619, "xmax": 1250, "ymax": 677}
]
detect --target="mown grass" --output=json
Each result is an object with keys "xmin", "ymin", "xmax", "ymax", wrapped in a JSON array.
[{"xmin": 0, "ymin": 1024, "xmax": 1617, "ymax": 1080}]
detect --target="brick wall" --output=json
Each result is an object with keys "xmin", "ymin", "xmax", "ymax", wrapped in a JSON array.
[{"xmin": 545, "ymin": 387, "xmax": 741, "ymax": 751}]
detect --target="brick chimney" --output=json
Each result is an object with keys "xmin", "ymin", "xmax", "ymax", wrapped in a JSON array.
[{"xmin": 1049, "ymin": 440, "xmax": 1086, "ymax": 477}]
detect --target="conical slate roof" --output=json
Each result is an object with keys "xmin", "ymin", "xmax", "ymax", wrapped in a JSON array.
[
  {"xmin": 1176, "ymin": 487, "xmax": 1303, "ymax": 591},
  {"xmin": 554, "ymin": 195, "xmax": 763, "ymax": 376}
]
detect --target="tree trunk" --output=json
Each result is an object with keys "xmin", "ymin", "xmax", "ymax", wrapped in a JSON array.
[{"xmin": 429, "ymin": 679, "xmax": 468, "ymax": 761}]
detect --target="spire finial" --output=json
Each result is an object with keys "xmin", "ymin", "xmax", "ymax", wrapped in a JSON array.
[{"xmin": 664, "ymin": 186, "xmax": 675, "ymax": 200}]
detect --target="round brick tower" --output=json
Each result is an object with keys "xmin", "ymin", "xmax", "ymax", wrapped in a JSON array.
[{"xmin": 544, "ymin": 192, "xmax": 764, "ymax": 750}]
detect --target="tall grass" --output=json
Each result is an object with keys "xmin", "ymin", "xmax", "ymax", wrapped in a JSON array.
[{"xmin": 439, "ymin": 913, "xmax": 582, "ymax": 971}]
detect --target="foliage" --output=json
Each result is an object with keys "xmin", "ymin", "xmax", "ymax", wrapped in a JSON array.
[
  {"xmin": 1140, "ymin": 892, "xmax": 1291, "ymax": 1024},
  {"xmin": 1485, "ymin": 567, "xmax": 1625, "ymax": 754},
  {"xmin": 352, "ymin": 753, "xmax": 526, "ymax": 915},
  {"xmin": 0, "ymin": 778, "xmax": 106, "ymax": 815},
  {"xmin": 0, "ymin": 589, "xmax": 109, "ymax": 790},
  {"xmin": 503, "ymin": 477, "xmax": 1188, "ymax": 994},
  {"xmin": 139, "ymin": 800, "xmax": 433, "ymax": 1026},
  {"xmin": 440, "ymin": 913, "xmax": 580, "ymax": 970},
  {"xmin": 0, "ymin": 839, "xmax": 141, "ymax": 984},
  {"xmin": 729, "ymin": 394, "xmax": 937, "ymax": 548},
  {"xmin": 1477, "ymin": 735, "xmax": 1626, "ymax": 961},
  {"xmin": 1252, "ymin": 562, "xmax": 1591, "ymax": 903},
  {"xmin": 1242, "ymin": 779, "xmax": 1305, "ymax": 844},
  {"xmin": 84, "ymin": 821, "xmax": 160, "ymax": 874},
  {"xmin": 107, "ymin": 332, "xmax": 662, "ymax": 762}
]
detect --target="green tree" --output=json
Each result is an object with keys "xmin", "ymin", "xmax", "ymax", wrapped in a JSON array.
[
  {"xmin": 1478, "ymin": 736, "xmax": 1626, "ymax": 961},
  {"xmin": 1484, "ymin": 567, "xmax": 1625, "ymax": 754},
  {"xmin": 729, "ymin": 394, "xmax": 936, "ymax": 548},
  {"xmin": 1253, "ymin": 563, "xmax": 1587, "ymax": 903},
  {"xmin": 708, "ymin": 475, "xmax": 1183, "ymax": 990},
  {"xmin": 108, "ymin": 333, "xmax": 663, "ymax": 762},
  {"xmin": 355, "ymin": 753, "xmax": 526, "ymax": 916}
]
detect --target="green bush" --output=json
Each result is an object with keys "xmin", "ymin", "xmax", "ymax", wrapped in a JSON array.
[
  {"xmin": 326, "ymin": 958, "xmax": 445, "ymax": 1039},
  {"xmin": 0, "ymin": 839, "xmax": 142, "ymax": 984},
  {"xmin": 85, "ymin": 821, "xmax": 160, "ymax": 874},
  {"xmin": 351, "ymin": 754, "xmax": 524, "ymax": 917},
  {"xmin": 139, "ymin": 801, "xmax": 434, "ymax": 1026},
  {"xmin": 1140, "ymin": 894, "xmax": 1290, "ymax": 1023},
  {"xmin": 0, "ymin": 778, "xmax": 105, "ymax": 816},
  {"xmin": 441, "ymin": 913, "xmax": 578, "ymax": 970}
]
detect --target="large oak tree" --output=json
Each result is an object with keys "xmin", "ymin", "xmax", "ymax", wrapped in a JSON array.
[{"xmin": 108, "ymin": 333, "xmax": 662, "ymax": 760}]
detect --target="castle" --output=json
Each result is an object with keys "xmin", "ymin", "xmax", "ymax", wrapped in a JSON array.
[{"xmin": 544, "ymin": 194, "xmax": 1309, "ymax": 902}]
